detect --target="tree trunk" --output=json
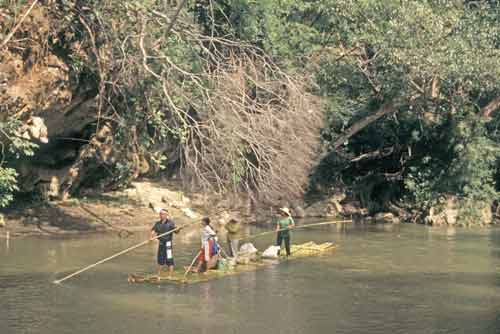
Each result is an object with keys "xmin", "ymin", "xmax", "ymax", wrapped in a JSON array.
[
  {"xmin": 332, "ymin": 101, "xmax": 395, "ymax": 150},
  {"xmin": 482, "ymin": 97, "xmax": 500, "ymax": 118}
]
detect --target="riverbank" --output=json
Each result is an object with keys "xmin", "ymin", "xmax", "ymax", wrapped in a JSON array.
[
  {"xmin": 2, "ymin": 179, "xmax": 496, "ymax": 238},
  {"xmin": 1, "ymin": 178, "xmax": 355, "ymax": 238},
  {"xmin": 0, "ymin": 180, "xmax": 221, "ymax": 238}
]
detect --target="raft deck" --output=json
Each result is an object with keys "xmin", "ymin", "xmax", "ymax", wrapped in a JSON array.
[{"xmin": 128, "ymin": 241, "xmax": 336, "ymax": 285}]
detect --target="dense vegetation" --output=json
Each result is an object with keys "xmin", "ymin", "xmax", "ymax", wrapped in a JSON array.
[{"xmin": 1, "ymin": 0, "xmax": 499, "ymax": 223}]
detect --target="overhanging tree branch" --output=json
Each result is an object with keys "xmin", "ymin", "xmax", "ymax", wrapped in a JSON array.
[
  {"xmin": 482, "ymin": 97, "xmax": 500, "ymax": 118},
  {"xmin": 332, "ymin": 101, "xmax": 396, "ymax": 150}
]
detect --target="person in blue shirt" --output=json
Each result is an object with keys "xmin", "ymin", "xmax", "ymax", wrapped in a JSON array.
[{"xmin": 150, "ymin": 208, "xmax": 179, "ymax": 278}]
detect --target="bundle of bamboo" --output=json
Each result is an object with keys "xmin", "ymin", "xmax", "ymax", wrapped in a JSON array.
[{"xmin": 128, "ymin": 241, "xmax": 337, "ymax": 285}]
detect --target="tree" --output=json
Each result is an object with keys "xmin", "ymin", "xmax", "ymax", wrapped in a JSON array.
[
  {"xmin": 0, "ymin": 0, "xmax": 323, "ymax": 204},
  {"xmin": 0, "ymin": 116, "xmax": 38, "ymax": 207},
  {"xmin": 312, "ymin": 0, "xmax": 500, "ymax": 217}
]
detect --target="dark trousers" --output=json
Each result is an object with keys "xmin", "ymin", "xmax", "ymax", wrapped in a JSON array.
[
  {"xmin": 227, "ymin": 237, "xmax": 239, "ymax": 258},
  {"xmin": 157, "ymin": 241, "xmax": 174, "ymax": 266},
  {"xmin": 276, "ymin": 232, "xmax": 291, "ymax": 256}
]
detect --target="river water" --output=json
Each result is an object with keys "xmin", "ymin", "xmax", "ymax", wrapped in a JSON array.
[{"xmin": 1, "ymin": 223, "xmax": 500, "ymax": 334}]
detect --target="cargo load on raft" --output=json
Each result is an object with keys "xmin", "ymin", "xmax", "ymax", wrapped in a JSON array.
[{"xmin": 128, "ymin": 241, "xmax": 336, "ymax": 285}]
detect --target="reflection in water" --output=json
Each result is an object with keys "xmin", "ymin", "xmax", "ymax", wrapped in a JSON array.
[
  {"xmin": 1, "ymin": 225, "xmax": 500, "ymax": 334},
  {"xmin": 3, "ymin": 231, "xmax": 10, "ymax": 251},
  {"xmin": 199, "ymin": 283, "xmax": 216, "ymax": 334}
]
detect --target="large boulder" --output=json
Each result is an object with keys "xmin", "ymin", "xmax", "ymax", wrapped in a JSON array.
[
  {"xmin": 292, "ymin": 206, "xmax": 305, "ymax": 218},
  {"xmin": 424, "ymin": 196, "xmax": 493, "ymax": 226},
  {"xmin": 328, "ymin": 198, "xmax": 343, "ymax": 215},
  {"xmin": 303, "ymin": 201, "xmax": 336, "ymax": 217},
  {"xmin": 341, "ymin": 200, "xmax": 363, "ymax": 216},
  {"xmin": 479, "ymin": 204, "xmax": 493, "ymax": 225},
  {"xmin": 374, "ymin": 212, "xmax": 399, "ymax": 224}
]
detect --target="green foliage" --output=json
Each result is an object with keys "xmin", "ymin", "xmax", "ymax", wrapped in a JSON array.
[
  {"xmin": 258, "ymin": 0, "xmax": 500, "ymax": 219},
  {"xmin": 0, "ymin": 118, "xmax": 38, "ymax": 157},
  {"xmin": 69, "ymin": 0, "xmax": 500, "ymax": 214},
  {"xmin": 0, "ymin": 117, "xmax": 38, "ymax": 207},
  {"xmin": 3, "ymin": 0, "xmax": 500, "ymax": 219},
  {"xmin": 0, "ymin": 167, "xmax": 19, "ymax": 208},
  {"xmin": 446, "ymin": 119, "xmax": 498, "ymax": 200}
]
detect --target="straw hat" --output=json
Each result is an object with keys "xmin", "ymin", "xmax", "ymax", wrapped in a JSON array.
[{"xmin": 279, "ymin": 207, "xmax": 291, "ymax": 216}]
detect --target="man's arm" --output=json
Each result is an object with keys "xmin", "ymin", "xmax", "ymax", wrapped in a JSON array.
[
  {"xmin": 207, "ymin": 225, "xmax": 217, "ymax": 236},
  {"xmin": 173, "ymin": 221, "xmax": 182, "ymax": 233},
  {"xmin": 150, "ymin": 223, "xmax": 157, "ymax": 240}
]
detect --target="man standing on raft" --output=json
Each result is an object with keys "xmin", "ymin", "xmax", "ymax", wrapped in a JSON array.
[
  {"xmin": 150, "ymin": 208, "xmax": 179, "ymax": 278},
  {"xmin": 276, "ymin": 207, "xmax": 295, "ymax": 257},
  {"xmin": 224, "ymin": 218, "xmax": 241, "ymax": 259}
]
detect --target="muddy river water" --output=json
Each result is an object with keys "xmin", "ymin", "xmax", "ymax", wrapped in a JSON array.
[{"xmin": 2, "ymin": 222, "xmax": 500, "ymax": 334}]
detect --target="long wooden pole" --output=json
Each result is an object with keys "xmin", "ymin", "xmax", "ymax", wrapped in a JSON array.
[
  {"xmin": 182, "ymin": 250, "xmax": 201, "ymax": 282},
  {"xmin": 53, "ymin": 221, "xmax": 195, "ymax": 284},
  {"xmin": 241, "ymin": 219, "xmax": 352, "ymax": 241},
  {"xmin": 53, "ymin": 205, "xmax": 230, "ymax": 284}
]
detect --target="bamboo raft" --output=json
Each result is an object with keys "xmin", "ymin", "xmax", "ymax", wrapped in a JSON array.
[{"xmin": 128, "ymin": 241, "xmax": 336, "ymax": 284}]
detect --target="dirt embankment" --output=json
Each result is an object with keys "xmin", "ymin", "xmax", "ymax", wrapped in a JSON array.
[
  {"xmin": 0, "ymin": 179, "xmax": 356, "ymax": 238},
  {"xmin": 0, "ymin": 180, "xmax": 225, "ymax": 238},
  {"xmin": 1, "ymin": 3, "xmax": 148, "ymax": 203}
]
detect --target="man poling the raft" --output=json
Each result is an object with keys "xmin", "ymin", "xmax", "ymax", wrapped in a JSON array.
[
  {"xmin": 129, "ymin": 215, "xmax": 350, "ymax": 284},
  {"xmin": 150, "ymin": 208, "xmax": 180, "ymax": 279},
  {"xmin": 53, "ymin": 204, "xmax": 209, "ymax": 284},
  {"xmin": 54, "ymin": 201, "xmax": 350, "ymax": 285},
  {"xmin": 275, "ymin": 207, "xmax": 295, "ymax": 257}
]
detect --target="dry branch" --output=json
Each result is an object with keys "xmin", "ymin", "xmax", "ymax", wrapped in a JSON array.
[
  {"xmin": 0, "ymin": 0, "xmax": 39, "ymax": 49},
  {"xmin": 1, "ymin": 1, "xmax": 324, "ymax": 203}
]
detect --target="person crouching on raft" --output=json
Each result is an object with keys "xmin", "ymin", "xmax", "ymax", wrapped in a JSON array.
[
  {"xmin": 276, "ymin": 207, "xmax": 295, "ymax": 257},
  {"xmin": 150, "ymin": 208, "xmax": 180, "ymax": 278},
  {"xmin": 194, "ymin": 217, "xmax": 218, "ymax": 273}
]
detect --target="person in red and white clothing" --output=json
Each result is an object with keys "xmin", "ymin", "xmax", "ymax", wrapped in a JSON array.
[{"xmin": 194, "ymin": 217, "xmax": 219, "ymax": 273}]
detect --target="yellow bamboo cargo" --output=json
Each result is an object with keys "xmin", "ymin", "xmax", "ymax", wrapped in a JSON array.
[{"xmin": 128, "ymin": 241, "xmax": 337, "ymax": 284}]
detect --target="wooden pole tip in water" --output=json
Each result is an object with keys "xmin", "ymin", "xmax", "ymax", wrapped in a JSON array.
[{"xmin": 53, "ymin": 280, "xmax": 61, "ymax": 285}]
